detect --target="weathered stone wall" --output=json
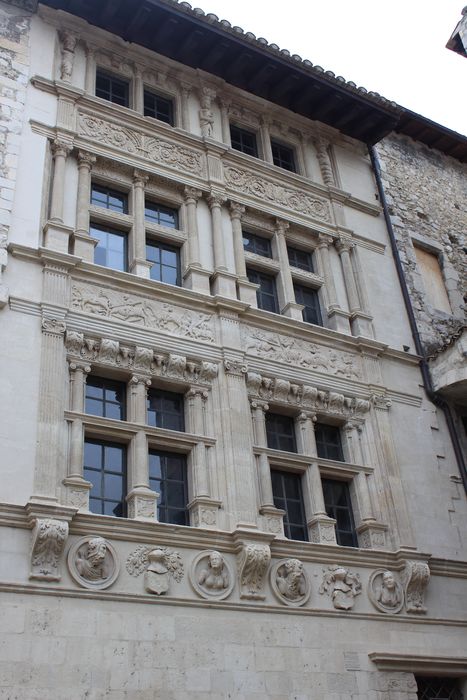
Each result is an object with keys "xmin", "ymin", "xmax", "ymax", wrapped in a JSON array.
[
  {"xmin": 375, "ymin": 134, "xmax": 467, "ymax": 355},
  {"xmin": 0, "ymin": 0, "xmax": 32, "ymax": 305}
]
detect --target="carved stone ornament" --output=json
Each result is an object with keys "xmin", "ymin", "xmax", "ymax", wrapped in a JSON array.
[
  {"xmin": 30, "ymin": 518, "xmax": 69, "ymax": 581},
  {"xmin": 71, "ymin": 283, "xmax": 214, "ymax": 342},
  {"xmin": 78, "ymin": 112, "xmax": 207, "ymax": 177},
  {"xmin": 404, "ymin": 560, "xmax": 430, "ymax": 614},
  {"xmin": 270, "ymin": 558, "xmax": 311, "ymax": 607},
  {"xmin": 42, "ymin": 317, "xmax": 66, "ymax": 336},
  {"xmin": 224, "ymin": 166, "xmax": 331, "ymax": 222},
  {"xmin": 246, "ymin": 371, "xmax": 369, "ymax": 420},
  {"xmin": 65, "ymin": 330, "xmax": 218, "ymax": 387},
  {"xmin": 243, "ymin": 327, "xmax": 361, "ymax": 380},
  {"xmin": 238, "ymin": 543, "xmax": 271, "ymax": 600},
  {"xmin": 67, "ymin": 536, "xmax": 119, "ymax": 590},
  {"xmin": 224, "ymin": 358, "xmax": 248, "ymax": 376},
  {"xmin": 190, "ymin": 550, "xmax": 234, "ymax": 601},
  {"xmin": 368, "ymin": 569, "xmax": 404, "ymax": 614},
  {"xmin": 126, "ymin": 545, "xmax": 184, "ymax": 596},
  {"xmin": 59, "ymin": 30, "xmax": 78, "ymax": 82},
  {"xmin": 319, "ymin": 565, "xmax": 362, "ymax": 610}
]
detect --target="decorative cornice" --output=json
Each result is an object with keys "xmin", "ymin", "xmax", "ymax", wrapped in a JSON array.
[{"xmin": 368, "ymin": 652, "xmax": 467, "ymax": 674}]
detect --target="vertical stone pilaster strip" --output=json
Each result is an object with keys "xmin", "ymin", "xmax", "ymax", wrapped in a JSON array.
[
  {"xmin": 184, "ymin": 187, "xmax": 202, "ymax": 267},
  {"xmin": 251, "ymin": 401, "xmax": 274, "ymax": 508},
  {"xmin": 208, "ymin": 192, "xmax": 227, "ymax": 272},
  {"xmin": 335, "ymin": 238, "xmax": 361, "ymax": 314},
  {"xmin": 229, "ymin": 202, "xmax": 247, "ymax": 278},
  {"xmin": 49, "ymin": 140, "xmax": 72, "ymax": 223}
]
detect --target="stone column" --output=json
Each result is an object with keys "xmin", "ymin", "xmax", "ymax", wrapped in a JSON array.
[
  {"xmin": 63, "ymin": 361, "xmax": 92, "ymax": 510},
  {"xmin": 219, "ymin": 97, "xmax": 231, "ymax": 146},
  {"xmin": 180, "ymin": 82, "xmax": 191, "ymax": 131},
  {"xmin": 182, "ymin": 187, "xmax": 211, "ymax": 294},
  {"xmin": 315, "ymin": 233, "xmax": 351, "ymax": 334},
  {"xmin": 296, "ymin": 133, "xmax": 311, "ymax": 178},
  {"xmin": 296, "ymin": 412, "xmax": 337, "ymax": 544},
  {"xmin": 130, "ymin": 170, "xmax": 152, "ymax": 278},
  {"xmin": 209, "ymin": 192, "xmax": 237, "ymax": 298},
  {"xmin": 44, "ymin": 139, "xmax": 73, "ymax": 253},
  {"xmin": 335, "ymin": 238, "xmax": 360, "ymax": 314},
  {"xmin": 274, "ymin": 219, "xmax": 304, "ymax": 321},
  {"xmin": 132, "ymin": 66, "xmax": 144, "ymax": 114},
  {"xmin": 186, "ymin": 387, "xmax": 221, "ymax": 528},
  {"xmin": 259, "ymin": 116, "xmax": 274, "ymax": 163},
  {"xmin": 229, "ymin": 202, "xmax": 258, "ymax": 305},
  {"xmin": 313, "ymin": 137, "xmax": 335, "ymax": 187},
  {"xmin": 126, "ymin": 374, "xmax": 157, "ymax": 520},
  {"xmin": 84, "ymin": 45, "xmax": 96, "ymax": 94},
  {"xmin": 73, "ymin": 150, "xmax": 97, "ymax": 262}
]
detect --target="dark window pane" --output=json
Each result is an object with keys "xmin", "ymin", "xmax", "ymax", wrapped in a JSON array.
[
  {"xmin": 287, "ymin": 246, "xmax": 314, "ymax": 272},
  {"xmin": 243, "ymin": 232, "xmax": 272, "ymax": 258},
  {"xmin": 168, "ymin": 509, "xmax": 188, "ymax": 526},
  {"xmin": 83, "ymin": 441, "xmax": 101, "ymax": 469},
  {"xmin": 416, "ymin": 677, "xmax": 463, "ymax": 700},
  {"xmin": 294, "ymin": 284, "xmax": 323, "ymax": 326},
  {"xmin": 145, "ymin": 201, "xmax": 178, "ymax": 228},
  {"xmin": 230, "ymin": 125, "xmax": 258, "ymax": 157},
  {"xmin": 91, "ymin": 184, "xmax": 128, "ymax": 213},
  {"xmin": 247, "ymin": 268, "xmax": 279, "ymax": 314},
  {"xmin": 315, "ymin": 423, "xmax": 344, "ymax": 461},
  {"xmin": 271, "ymin": 140, "xmax": 296, "ymax": 172},
  {"xmin": 85, "ymin": 377, "xmax": 126, "ymax": 420},
  {"xmin": 95, "ymin": 70, "xmax": 130, "ymax": 107},
  {"xmin": 266, "ymin": 413, "xmax": 297, "ymax": 452},
  {"xmin": 144, "ymin": 90, "xmax": 174, "ymax": 125},
  {"xmin": 322, "ymin": 478, "xmax": 357, "ymax": 547},
  {"xmin": 271, "ymin": 470, "xmax": 308, "ymax": 541},
  {"xmin": 147, "ymin": 389, "xmax": 185, "ymax": 431},
  {"xmin": 149, "ymin": 450, "xmax": 188, "ymax": 525},
  {"xmin": 84, "ymin": 439, "xmax": 126, "ymax": 518}
]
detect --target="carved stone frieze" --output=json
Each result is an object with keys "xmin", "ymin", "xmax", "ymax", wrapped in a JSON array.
[
  {"xmin": 404, "ymin": 560, "xmax": 430, "ymax": 614},
  {"xmin": 78, "ymin": 113, "xmax": 207, "ymax": 177},
  {"xmin": 67, "ymin": 536, "xmax": 119, "ymax": 590},
  {"xmin": 270, "ymin": 558, "xmax": 311, "ymax": 607},
  {"xmin": 243, "ymin": 327, "xmax": 361, "ymax": 379},
  {"xmin": 65, "ymin": 330, "xmax": 218, "ymax": 386},
  {"xmin": 237, "ymin": 543, "xmax": 271, "ymax": 600},
  {"xmin": 41, "ymin": 317, "xmax": 66, "ymax": 336},
  {"xmin": 224, "ymin": 166, "xmax": 331, "ymax": 222},
  {"xmin": 319, "ymin": 565, "xmax": 362, "ymax": 610},
  {"xmin": 126, "ymin": 545, "xmax": 184, "ymax": 596},
  {"xmin": 190, "ymin": 550, "xmax": 234, "ymax": 600},
  {"xmin": 246, "ymin": 370, "xmax": 369, "ymax": 420},
  {"xmin": 368, "ymin": 569, "xmax": 404, "ymax": 614},
  {"xmin": 30, "ymin": 518, "xmax": 69, "ymax": 581},
  {"xmin": 71, "ymin": 283, "xmax": 215, "ymax": 342}
]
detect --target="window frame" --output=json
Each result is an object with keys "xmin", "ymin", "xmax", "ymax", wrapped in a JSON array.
[
  {"xmin": 147, "ymin": 387, "xmax": 185, "ymax": 432},
  {"xmin": 144, "ymin": 199, "xmax": 180, "ymax": 230},
  {"xmin": 266, "ymin": 412, "xmax": 297, "ymax": 453},
  {"xmin": 90, "ymin": 183, "xmax": 129, "ymax": 215},
  {"xmin": 89, "ymin": 222, "xmax": 128, "ymax": 272},
  {"xmin": 143, "ymin": 87, "xmax": 175, "ymax": 126},
  {"xmin": 287, "ymin": 246, "xmax": 314, "ymax": 273},
  {"xmin": 294, "ymin": 283, "xmax": 323, "ymax": 326},
  {"xmin": 230, "ymin": 123, "xmax": 259, "ymax": 158},
  {"xmin": 271, "ymin": 469, "xmax": 308, "ymax": 541},
  {"xmin": 246, "ymin": 267, "xmax": 280, "ymax": 314},
  {"xmin": 271, "ymin": 139, "xmax": 297, "ymax": 172},
  {"xmin": 84, "ymin": 437, "xmax": 127, "ymax": 518},
  {"xmin": 146, "ymin": 238, "xmax": 182, "ymax": 286},
  {"xmin": 95, "ymin": 69, "xmax": 131, "ymax": 108},
  {"xmin": 243, "ymin": 231, "xmax": 273, "ymax": 258},
  {"xmin": 322, "ymin": 477, "xmax": 358, "ymax": 547},
  {"xmin": 148, "ymin": 449, "xmax": 189, "ymax": 525},
  {"xmin": 85, "ymin": 375, "xmax": 127, "ymax": 421},
  {"xmin": 315, "ymin": 423, "xmax": 345, "ymax": 462}
]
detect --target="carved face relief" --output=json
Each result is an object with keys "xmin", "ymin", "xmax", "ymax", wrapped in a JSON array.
[
  {"xmin": 190, "ymin": 550, "xmax": 234, "ymax": 600},
  {"xmin": 368, "ymin": 569, "xmax": 404, "ymax": 614},
  {"xmin": 67, "ymin": 536, "xmax": 119, "ymax": 590},
  {"xmin": 271, "ymin": 558, "xmax": 311, "ymax": 607}
]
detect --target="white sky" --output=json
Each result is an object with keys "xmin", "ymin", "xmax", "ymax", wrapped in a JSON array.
[{"xmin": 193, "ymin": 0, "xmax": 467, "ymax": 136}]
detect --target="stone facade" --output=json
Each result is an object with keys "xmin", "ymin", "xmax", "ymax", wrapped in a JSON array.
[{"xmin": 0, "ymin": 2, "xmax": 466, "ymax": 699}]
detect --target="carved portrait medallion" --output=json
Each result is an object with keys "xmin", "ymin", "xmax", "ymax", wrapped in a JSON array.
[
  {"xmin": 368, "ymin": 569, "xmax": 404, "ymax": 614},
  {"xmin": 270, "ymin": 558, "xmax": 311, "ymax": 607},
  {"xmin": 190, "ymin": 550, "xmax": 234, "ymax": 601},
  {"xmin": 67, "ymin": 536, "xmax": 119, "ymax": 590}
]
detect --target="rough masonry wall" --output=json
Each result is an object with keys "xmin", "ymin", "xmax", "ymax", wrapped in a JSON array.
[
  {"xmin": 375, "ymin": 134, "xmax": 467, "ymax": 355},
  {"xmin": 0, "ymin": 0, "xmax": 32, "ymax": 305}
]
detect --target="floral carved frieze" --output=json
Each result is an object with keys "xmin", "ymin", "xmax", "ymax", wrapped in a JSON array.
[
  {"xmin": 77, "ymin": 113, "xmax": 207, "ymax": 178},
  {"xmin": 65, "ymin": 330, "xmax": 218, "ymax": 385},
  {"xmin": 224, "ymin": 166, "xmax": 331, "ymax": 223},
  {"xmin": 71, "ymin": 283, "xmax": 215, "ymax": 343},
  {"xmin": 247, "ymin": 371, "xmax": 370, "ymax": 420},
  {"xmin": 243, "ymin": 327, "xmax": 361, "ymax": 380}
]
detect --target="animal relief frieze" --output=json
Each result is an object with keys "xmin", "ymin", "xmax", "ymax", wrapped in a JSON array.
[
  {"xmin": 78, "ymin": 113, "xmax": 206, "ymax": 177},
  {"xmin": 243, "ymin": 327, "xmax": 361, "ymax": 380},
  {"xmin": 71, "ymin": 283, "xmax": 214, "ymax": 342},
  {"xmin": 224, "ymin": 166, "xmax": 331, "ymax": 222}
]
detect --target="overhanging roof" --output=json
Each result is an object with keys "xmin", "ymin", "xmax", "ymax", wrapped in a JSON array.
[{"xmin": 40, "ymin": 0, "xmax": 467, "ymax": 162}]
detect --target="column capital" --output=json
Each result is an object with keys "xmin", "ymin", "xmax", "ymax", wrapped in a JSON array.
[
  {"xmin": 68, "ymin": 360, "xmax": 91, "ymax": 375},
  {"xmin": 184, "ymin": 186, "xmax": 203, "ymax": 203},
  {"xmin": 298, "ymin": 410, "xmax": 317, "ymax": 423},
  {"xmin": 260, "ymin": 114, "xmax": 272, "ymax": 128},
  {"xmin": 335, "ymin": 237, "xmax": 355, "ymax": 254},
  {"xmin": 274, "ymin": 218, "xmax": 290, "ymax": 235},
  {"xmin": 207, "ymin": 191, "xmax": 226, "ymax": 209},
  {"xmin": 250, "ymin": 399, "xmax": 269, "ymax": 413},
  {"xmin": 52, "ymin": 139, "xmax": 72, "ymax": 158},
  {"xmin": 133, "ymin": 169, "xmax": 149, "ymax": 188},
  {"xmin": 317, "ymin": 233, "xmax": 334, "ymax": 249},
  {"xmin": 130, "ymin": 373, "xmax": 152, "ymax": 387},
  {"xmin": 179, "ymin": 80, "xmax": 192, "ymax": 95},
  {"xmin": 77, "ymin": 150, "xmax": 96, "ymax": 169},
  {"xmin": 229, "ymin": 201, "xmax": 245, "ymax": 220},
  {"xmin": 186, "ymin": 386, "xmax": 209, "ymax": 401}
]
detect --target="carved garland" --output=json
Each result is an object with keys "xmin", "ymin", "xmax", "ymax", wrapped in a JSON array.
[
  {"xmin": 65, "ymin": 331, "xmax": 218, "ymax": 386},
  {"xmin": 246, "ymin": 371, "xmax": 370, "ymax": 421}
]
